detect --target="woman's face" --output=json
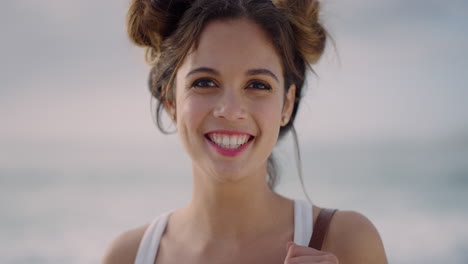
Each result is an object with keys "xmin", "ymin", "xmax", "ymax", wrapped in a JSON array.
[{"xmin": 171, "ymin": 18, "xmax": 295, "ymax": 181}]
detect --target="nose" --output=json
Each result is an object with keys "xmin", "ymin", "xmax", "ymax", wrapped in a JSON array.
[{"xmin": 213, "ymin": 88, "xmax": 247, "ymax": 121}]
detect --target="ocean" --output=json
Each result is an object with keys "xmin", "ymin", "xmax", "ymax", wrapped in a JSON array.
[{"xmin": 1, "ymin": 139, "xmax": 467, "ymax": 264}]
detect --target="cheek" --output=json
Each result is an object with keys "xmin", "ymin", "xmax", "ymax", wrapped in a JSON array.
[
  {"xmin": 176, "ymin": 93, "xmax": 212, "ymax": 130},
  {"xmin": 251, "ymin": 97, "xmax": 283, "ymax": 133}
]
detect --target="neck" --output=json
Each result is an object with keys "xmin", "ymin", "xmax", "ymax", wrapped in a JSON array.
[{"xmin": 177, "ymin": 163, "xmax": 292, "ymax": 244}]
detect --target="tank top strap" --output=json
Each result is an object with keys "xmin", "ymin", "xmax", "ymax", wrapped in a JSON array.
[
  {"xmin": 293, "ymin": 199, "xmax": 313, "ymax": 246},
  {"xmin": 308, "ymin": 208, "xmax": 338, "ymax": 250},
  {"xmin": 134, "ymin": 210, "xmax": 172, "ymax": 264}
]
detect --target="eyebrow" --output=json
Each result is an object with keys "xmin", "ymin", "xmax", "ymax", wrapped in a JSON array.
[
  {"xmin": 186, "ymin": 67, "xmax": 219, "ymax": 78},
  {"xmin": 186, "ymin": 67, "xmax": 279, "ymax": 83},
  {"xmin": 246, "ymin": 69, "xmax": 279, "ymax": 83}
]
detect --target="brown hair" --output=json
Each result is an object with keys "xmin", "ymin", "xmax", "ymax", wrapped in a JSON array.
[{"xmin": 127, "ymin": 0, "xmax": 328, "ymax": 193}]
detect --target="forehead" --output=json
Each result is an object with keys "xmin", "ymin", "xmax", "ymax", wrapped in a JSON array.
[{"xmin": 179, "ymin": 18, "xmax": 283, "ymax": 79}]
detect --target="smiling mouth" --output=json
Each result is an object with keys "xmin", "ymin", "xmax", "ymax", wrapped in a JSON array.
[{"xmin": 205, "ymin": 133, "xmax": 255, "ymax": 149}]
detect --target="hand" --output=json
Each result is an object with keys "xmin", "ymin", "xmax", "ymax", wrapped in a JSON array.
[{"xmin": 284, "ymin": 241, "xmax": 339, "ymax": 264}]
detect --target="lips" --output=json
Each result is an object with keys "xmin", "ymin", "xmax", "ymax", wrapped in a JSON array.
[
  {"xmin": 204, "ymin": 130, "xmax": 255, "ymax": 156},
  {"xmin": 206, "ymin": 133, "xmax": 252, "ymax": 149}
]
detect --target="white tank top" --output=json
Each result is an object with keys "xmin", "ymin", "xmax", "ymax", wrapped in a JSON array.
[{"xmin": 134, "ymin": 199, "xmax": 313, "ymax": 264}]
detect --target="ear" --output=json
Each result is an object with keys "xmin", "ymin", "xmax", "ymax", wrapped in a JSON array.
[
  {"xmin": 281, "ymin": 84, "xmax": 296, "ymax": 126},
  {"xmin": 164, "ymin": 100, "xmax": 176, "ymax": 121},
  {"xmin": 162, "ymin": 84, "xmax": 176, "ymax": 121}
]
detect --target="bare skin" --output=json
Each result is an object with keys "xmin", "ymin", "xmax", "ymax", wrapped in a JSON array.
[
  {"xmin": 103, "ymin": 18, "xmax": 387, "ymax": 264},
  {"xmin": 102, "ymin": 203, "xmax": 387, "ymax": 264},
  {"xmin": 154, "ymin": 194, "xmax": 294, "ymax": 264}
]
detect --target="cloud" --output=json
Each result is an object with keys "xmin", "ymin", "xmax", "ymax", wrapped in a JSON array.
[{"xmin": 1, "ymin": 0, "xmax": 467, "ymax": 152}]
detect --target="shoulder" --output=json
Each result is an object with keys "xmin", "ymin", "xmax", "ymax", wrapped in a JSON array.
[
  {"xmin": 320, "ymin": 208, "xmax": 388, "ymax": 264},
  {"xmin": 101, "ymin": 224, "xmax": 149, "ymax": 264}
]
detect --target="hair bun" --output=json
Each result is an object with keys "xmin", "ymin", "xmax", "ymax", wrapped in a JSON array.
[
  {"xmin": 150, "ymin": 0, "xmax": 192, "ymax": 38},
  {"xmin": 127, "ymin": 0, "xmax": 192, "ymax": 64},
  {"xmin": 275, "ymin": 0, "xmax": 327, "ymax": 64}
]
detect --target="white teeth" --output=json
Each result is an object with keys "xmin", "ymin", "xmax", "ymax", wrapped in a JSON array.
[
  {"xmin": 222, "ymin": 136, "xmax": 229, "ymax": 146},
  {"xmin": 208, "ymin": 133, "xmax": 251, "ymax": 149}
]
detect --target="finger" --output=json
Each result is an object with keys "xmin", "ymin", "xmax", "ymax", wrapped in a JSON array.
[
  {"xmin": 286, "ymin": 254, "xmax": 339, "ymax": 264},
  {"xmin": 285, "ymin": 243, "xmax": 328, "ymax": 258},
  {"xmin": 286, "ymin": 241, "xmax": 295, "ymax": 252},
  {"xmin": 285, "ymin": 255, "xmax": 326, "ymax": 264}
]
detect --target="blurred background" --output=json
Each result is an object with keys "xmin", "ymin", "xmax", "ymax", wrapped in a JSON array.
[{"xmin": 1, "ymin": 0, "xmax": 467, "ymax": 263}]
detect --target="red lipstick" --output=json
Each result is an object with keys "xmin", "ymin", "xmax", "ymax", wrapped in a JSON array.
[{"xmin": 204, "ymin": 130, "xmax": 254, "ymax": 157}]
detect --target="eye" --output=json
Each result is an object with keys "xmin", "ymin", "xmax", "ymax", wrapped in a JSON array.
[
  {"xmin": 192, "ymin": 78, "xmax": 217, "ymax": 88},
  {"xmin": 247, "ymin": 81, "xmax": 272, "ymax": 90}
]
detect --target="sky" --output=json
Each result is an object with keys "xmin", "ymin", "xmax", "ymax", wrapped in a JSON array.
[
  {"xmin": 1, "ymin": 0, "xmax": 467, "ymax": 170},
  {"xmin": 0, "ymin": 1, "xmax": 467, "ymax": 263}
]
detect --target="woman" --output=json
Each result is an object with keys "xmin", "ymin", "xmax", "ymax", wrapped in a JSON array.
[{"xmin": 103, "ymin": 0, "xmax": 388, "ymax": 263}]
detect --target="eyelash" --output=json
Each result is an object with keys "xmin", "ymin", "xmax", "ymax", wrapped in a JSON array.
[
  {"xmin": 247, "ymin": 81, "xmax": 272, "ymax": 90},
  {"xmin": 192, "ymin": 78, "xmax": 217, "ymax": 88},
  {"xmin": 191, "ymin": 78, "xmax": 272, "ymax": 90}
]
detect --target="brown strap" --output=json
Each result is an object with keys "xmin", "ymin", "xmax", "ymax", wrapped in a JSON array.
[{"xmin": 308, "ymin": 208, "xmax": 338, "ymax": 250}]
